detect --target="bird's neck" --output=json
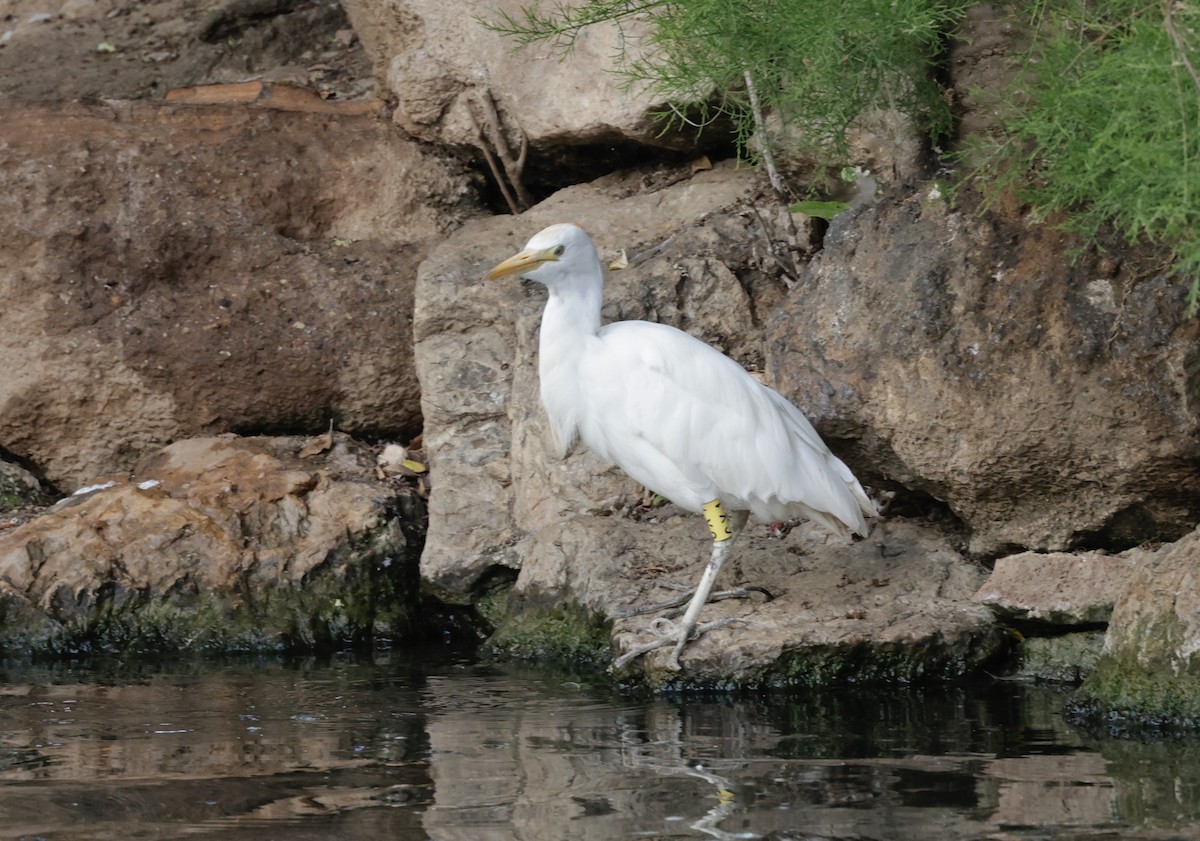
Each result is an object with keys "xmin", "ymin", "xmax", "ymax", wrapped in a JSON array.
[
  {"xmin": 537, "ymin": 277, "xmax": 603, "ymax": 457},
  {"xmin": 541, "ymin": 279, "xmax": 603, "ymax": 341}
]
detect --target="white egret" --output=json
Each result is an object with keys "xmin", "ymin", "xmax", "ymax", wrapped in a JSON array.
[{"xmin": 486, "ymin": 223, "xmax": 876, "ymax": 671}]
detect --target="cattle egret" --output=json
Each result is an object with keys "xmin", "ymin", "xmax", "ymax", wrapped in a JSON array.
[{"xmin": 486, "ymin": 223, "xmax": 876, "ymax": 671}]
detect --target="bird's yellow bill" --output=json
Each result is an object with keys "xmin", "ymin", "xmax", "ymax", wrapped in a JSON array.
[{"xmin": 484, "ymin": 247, "xmax": 559, "ymax": 280}]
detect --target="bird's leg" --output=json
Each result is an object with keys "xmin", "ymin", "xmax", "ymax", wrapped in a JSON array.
[
  {"xmin": 669, "ymin": 501, "xmax": 739, "ymax": 639},
  {"xmin": 613, "ymin": 500, "xmax": 745, "ymax": 672},
  {"xmin": 664, "ymin": 530, "xmax": 733, "ymax": 670}
]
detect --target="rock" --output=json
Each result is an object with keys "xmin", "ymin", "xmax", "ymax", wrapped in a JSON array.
[
  {"xmin": 1016, "ymin": 632, "xmax": 1105, "ymax": 683},
  {"xmin": 506, "ymin": 517, "xmax": 1002, "ymax": 689},
  {"xmin": 414, "ymin": 163, "xmax": 1003, "ymax": 684},
  {"xmin": 0, "ymin": 100, "xmax": 478, "ymax": 490},
  {"xmin": 767, "ymin": 187, "xmax": 1200, "ymax": 555},
  {"xmin": 0, "ymin": 434, "xmax": 424, "ymax": 655},
  {"xmin": 341, "ymin": 0, "xmax": 691, "ymax": 201},
  {"xmin": 0, "ymin": 462, "xmax": 42, "ymax": 504},
  {"xmin": 974, "ymin": 550, "xmax": 1138, "ymax": 626},
  {"xmin": 163, "ymin": 81, "xmax": 383, "ymax": 115},
  {"xmin": 1074, "ymin": 530, "xmax": 1200, "ymax": 727},
  {"xmin": 0, "ymin": 458, "xmax": 50, "ymax": 525}
]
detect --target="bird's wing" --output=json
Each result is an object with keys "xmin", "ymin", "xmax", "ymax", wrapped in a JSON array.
[{"xmin": 579, "ymin": 321, "xmax": 871, "ymax": 533}]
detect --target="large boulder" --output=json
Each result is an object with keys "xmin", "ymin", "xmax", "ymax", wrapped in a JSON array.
[
  {"xmin": 511, "ymin": 514, "xmax": 1001, "ymax": 688},
  {"xmin": 413, "ymin": 163, "xmax": 1003, "ymax": 684},
  {"xmin": 0, "ymin": 99, "xmax": 478, "ymax": 490},
  {"xmin": 0, "ymin": 434, "xmax": 424, "ymax": 654},
  {"xmin": 767, "ymin": 187, "xmax": 1200, "ymax": 555}
]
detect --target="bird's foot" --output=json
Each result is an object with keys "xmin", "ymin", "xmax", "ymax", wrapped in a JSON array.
[
  {"xmin": 612, "ymin": 615, "xmax": 748, "ymax": 672},
  {"xmin": 613, "ymin": 584, "xmax": 774, "ymax": 620}
]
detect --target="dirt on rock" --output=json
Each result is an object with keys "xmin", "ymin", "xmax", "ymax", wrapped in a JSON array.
[{"xmin": 2, "ymin": 0, "xmax": 374, "ymax": 103}]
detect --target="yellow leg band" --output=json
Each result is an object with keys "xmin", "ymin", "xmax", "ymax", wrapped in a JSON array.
[{"xmin": 703, "ymin": 499, "xmax": 734, "ymax": 542}]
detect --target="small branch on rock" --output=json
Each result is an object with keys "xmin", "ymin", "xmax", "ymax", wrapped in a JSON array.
[
  {"xmin": 468, "ymin": 88, "xmax": 533, "ymax": 213},
  {"xmin": 747, "ymin": 202, "xmax": 800, "ymax": 288},
  {"xmin": 470, "ymin": 109, "xmax": 521, "ymax": 215},
  {"xmin": 613, "ymin": 584, "xmax": 774, "ymax": 619},
  {"xmin": 743, "ymin": 68, "xmax": 802, "ymax": 284},
  {"xmin": 744, "ymin": 69, "xmax": 785, "ymax": 197}
]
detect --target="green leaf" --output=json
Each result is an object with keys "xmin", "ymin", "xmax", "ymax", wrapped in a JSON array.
[{"xmin": 789, "ymin": 200, "xmax": 851, "ymax": 220}]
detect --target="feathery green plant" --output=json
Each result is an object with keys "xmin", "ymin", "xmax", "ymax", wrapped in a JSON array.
[{"xmin": 979, "ymin": 0, "xmax": 1200, "ymax": 307}]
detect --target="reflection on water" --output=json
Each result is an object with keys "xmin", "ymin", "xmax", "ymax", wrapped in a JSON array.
[{"xmin": 0, "ymin": 650, "xmax": 1198, "ymax": 840}]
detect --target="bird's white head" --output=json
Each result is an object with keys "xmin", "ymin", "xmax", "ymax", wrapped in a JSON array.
[{"xmin": 484, "ymin": 223, "xmax": 601, "ymax": 290}]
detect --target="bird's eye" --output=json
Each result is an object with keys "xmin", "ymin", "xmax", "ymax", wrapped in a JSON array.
[{"xmin": 553, "ymin": 245, "xmax": 565, "ymax": 257}]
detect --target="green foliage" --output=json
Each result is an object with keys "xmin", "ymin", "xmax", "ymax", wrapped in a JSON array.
[
  {"xmin": 484, "ymin": 0, "xmax": 967, "ymax": 164},
  {"xmin": 978, "ymin": 0, "xmax": 1200, "ymax": 305}
]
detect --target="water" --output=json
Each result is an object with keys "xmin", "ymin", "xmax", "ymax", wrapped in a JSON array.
[{"xmin": 1, "ymin": 649, "xmax": 1198, "ymax": 840}]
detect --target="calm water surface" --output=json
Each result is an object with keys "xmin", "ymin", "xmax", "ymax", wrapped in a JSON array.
[{"xmin": 1, "ymin": 648, "xmax": 1198, "ymax": 840}]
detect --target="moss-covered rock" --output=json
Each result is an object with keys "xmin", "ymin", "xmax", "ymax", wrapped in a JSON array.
[
  {"xmin": 627, "ymin": 628, "xmax": 1009, "ymax": 692},
  {"xmin": 1072, "ymin": 656, "xmax": 1200, "ymax": 732},
  {"xmin": 1071, "ymin": 531, "xmax": 1200, "ymax": 729},
  {"xmin": 483, "ymin": 600, "xmax": 613, "ymax": 671},
  {"xmin": 0, "ymin": 519, "xmax": 421, "ymax": 658},
  {"xmin": 1016, "ymin": 632, "xmax": 1104, "ymax": 683}
]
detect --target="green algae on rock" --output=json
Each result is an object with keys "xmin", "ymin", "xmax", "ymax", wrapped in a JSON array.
[
  {"xmin": 1071, "ymin": 532, "xmax": 1200, "ymax": 730},
  {"xmin": 1017, "ymin": 633, "xmax": 1105, "ymax": 684},
  {"xmin": 483, "ymin": 601, "xmax": 613, "ymax": 672}
]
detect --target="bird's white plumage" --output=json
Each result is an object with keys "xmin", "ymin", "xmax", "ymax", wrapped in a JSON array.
[{"xmin": 488, "ymin": 222, "xmax": 875, "ymax": 538}]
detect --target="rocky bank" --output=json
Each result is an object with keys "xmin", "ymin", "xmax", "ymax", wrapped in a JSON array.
[{"xmin": 2, "ymin": 0, "xmax": 1199, "ymax": 721}]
